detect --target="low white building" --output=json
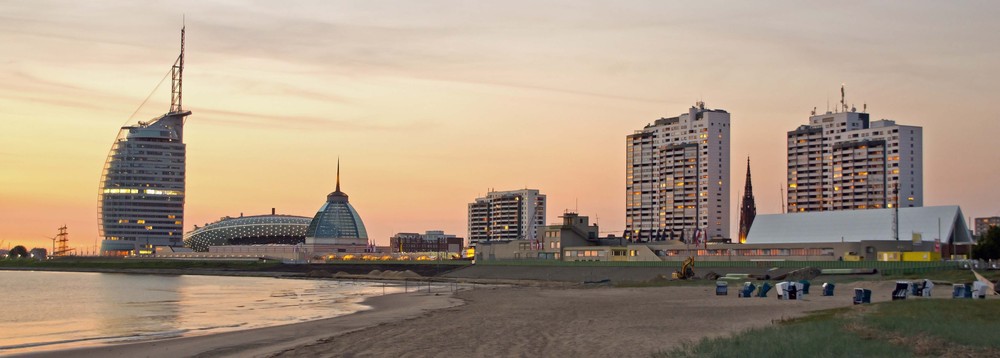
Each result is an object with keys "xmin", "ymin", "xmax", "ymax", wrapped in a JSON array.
[{"xmin": 746, "ymin": 205, "xmax": 972, "ymax": 258}]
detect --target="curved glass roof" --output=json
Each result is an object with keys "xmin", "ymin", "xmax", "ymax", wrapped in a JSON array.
[
  {"xmin": 304, "ymin": 160, "xmax": 367, "ymax": 240},
  {"xmin": 183, "ymin": 214, "xmax": 312, "ymax": 252},
  {"xmin": 304, "ymin": 200, "xmax": 368, "ymax": 239}
]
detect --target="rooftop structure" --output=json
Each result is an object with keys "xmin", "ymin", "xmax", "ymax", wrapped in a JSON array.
[{"xmin": 99, "ymin": 27, "xmax": 191, "ymax": 256}]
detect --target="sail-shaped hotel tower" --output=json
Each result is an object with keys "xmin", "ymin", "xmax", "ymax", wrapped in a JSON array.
[{"xmin": 98, "ymin": 27, "xmax": 191, "ymax": 255}]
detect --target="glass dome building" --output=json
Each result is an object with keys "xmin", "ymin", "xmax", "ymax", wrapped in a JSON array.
[
  {"xmin": 183, "ymin": 213, "xmax": 312, "ymax": 252},
  {"xmin": 305, "ymin": 161, "xmax": 368, "ymax": 246}
]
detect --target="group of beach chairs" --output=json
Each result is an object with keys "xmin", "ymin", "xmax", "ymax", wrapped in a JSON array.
[{"xmin": 729, "ymin": 280, "xmax": 834, "ymax": 299}]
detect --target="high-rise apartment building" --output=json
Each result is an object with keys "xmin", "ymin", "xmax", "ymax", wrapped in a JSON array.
[
  {"xmin": 99, "ymin": 27, "xmax": 190, "ymax": 256},
  {"xmin": 787, "ymin": 106, "xmax": 923, "ymax": 212},
  {"xmin": 975, "ymin": 217, "xmax": 1000, "ymax": 237},
  {"xmin": 625, "ymin": 102, "xmax": 731, "ymax": 242},
  {"xmin": 468, "ymin": 189, "xmax": 546, "ymax": 247}
]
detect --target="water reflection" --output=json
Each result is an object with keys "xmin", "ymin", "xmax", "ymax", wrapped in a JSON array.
[{"xmin": 0, "ymin": 271, "xmax": 403, "ymax": 353}]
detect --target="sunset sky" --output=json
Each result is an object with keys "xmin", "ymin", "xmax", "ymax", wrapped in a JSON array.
[{"xmin": 2, "ymin": 1, "xmax": 999, "ymax": 251}]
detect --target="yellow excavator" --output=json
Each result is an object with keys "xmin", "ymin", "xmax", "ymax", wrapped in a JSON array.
[{"xmin": 672, "ymin": 256, "xmax": 696, "ymax": 279}]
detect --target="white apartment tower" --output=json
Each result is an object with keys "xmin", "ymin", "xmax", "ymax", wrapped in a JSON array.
[
  {"xmin": 787, "ymin": 106, "xmax": 923, "ymax": 212},
  {"xmin": 468, "ymin": 189, "xmax": 546, "ymax": 247},
  {"xmin": 626, "ymin": 102, "xmax": 731, "ymax": 242}
]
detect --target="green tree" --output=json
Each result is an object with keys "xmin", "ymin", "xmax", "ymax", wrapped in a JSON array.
[
  {"xmin": 973, "ymin": 226, "xmax": 1000, "ymax": 260},
  {"xmin": 7, "ymin": 245, "xmax": 29, "ymax": 259}
]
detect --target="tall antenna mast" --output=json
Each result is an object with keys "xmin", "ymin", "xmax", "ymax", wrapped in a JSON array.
[
  {"xmin": 170, "ymin": 23, "xmax": 185, "ymax": 113},
  {"xmin": 779, "ymin": 184, "xmax": 786, "ymax": 213},
  {"xmin": 840, "ymin": 84, "xmax": 846, "ymax": 113}
]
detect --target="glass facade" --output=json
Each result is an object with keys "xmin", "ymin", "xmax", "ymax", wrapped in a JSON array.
[
  {"xmin": 183, "ymin": 215, "xmax": 312, "ymax": 252},
  {"xmin": 98, "ymin": 111, "xmax": 190, "ymax": 255},
  {"xmin": 305, "ymin": 201, "xmax": 368, "ymax": 240}
]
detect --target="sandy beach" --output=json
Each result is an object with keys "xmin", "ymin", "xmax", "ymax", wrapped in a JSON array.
[{"xmin": 16, "ymin": 279, "xmax": 908, "ymax": 358}]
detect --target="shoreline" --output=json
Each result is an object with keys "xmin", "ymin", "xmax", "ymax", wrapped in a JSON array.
[
  {"xmin": 12, "ymin": 289, "xmax": 464, "ymax": 358},
  {"xmin": 6, "ymin": 273, "xmax": 916, "ymax": 357}
]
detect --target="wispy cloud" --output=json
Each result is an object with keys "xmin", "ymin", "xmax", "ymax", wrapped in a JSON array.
[{"xmin": 194, "ymin": 107, "xmax": 439, "ymax": 132}]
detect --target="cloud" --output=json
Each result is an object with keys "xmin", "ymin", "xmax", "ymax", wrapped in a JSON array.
[{"xmin": 193, "ymin": 107, "xmax": 439, "ymax": 132}]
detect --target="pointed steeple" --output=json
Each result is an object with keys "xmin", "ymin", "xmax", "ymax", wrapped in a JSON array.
[
  {"xmin": 738, "ymin": 157, "xmax": 757, "ymax": 244},
  {"xmin": 327, "ymin": 158, "xmax": 349, "ymax": 202},
  {"xmin": 743, "ymin": 157, "xmax": 753, "ymax": 194}
]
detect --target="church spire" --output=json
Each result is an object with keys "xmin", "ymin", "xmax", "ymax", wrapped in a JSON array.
[
  {"xmin": 738, "ymin": 157, "xmax": 757, "ymax": 244},
  {"xmin": 743, "ymin": 157, "xmax": 753, "ymax": 194}
]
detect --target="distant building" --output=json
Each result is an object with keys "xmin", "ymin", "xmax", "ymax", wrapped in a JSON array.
[
  {"xmin": 29, "ymin": 248, "xmax": 47, "ymax": 260},
  {"xmin": 475, "ymin": 212, "xmax": 606, "ymax": 261},
  {"xmin": 737, "ymin": 158, "xmax": 756, "ymax": 244},
  {"xmin": 745, "ymin": 206, "xmax": 971, "ymax": 258},
  {"xmin": 625, "ymin": 102, "xmax": 731, "ymax": 242},
  {"xmin": 304, "ymin": 160, "xmax": 370, "ymax": 253},
  {"xmin": 183, "ymin": 209, "xmax": 312, "ymax": 252},
  {"xmin": 975, "ymin": 217, "xmax": 1000, "ymax": 237},
  {"xmin": 468, "ymin": 189, "xmax": 546, "ymax": 247},
  {"xmin": 787, "ymin": 96, "xmax": 922, "ymax": 212},
  {"xmin": 390, "ymin": 231, "xmax": 464, "ymax": 253},
  {"xmin": 99, "ymin": 28, "xmax": 191, "ymax": 256}
]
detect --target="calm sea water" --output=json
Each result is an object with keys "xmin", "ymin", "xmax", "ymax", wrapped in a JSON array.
[{"xmin": 0, "ymin": 271, "xmax": 402, "ymax": 354}]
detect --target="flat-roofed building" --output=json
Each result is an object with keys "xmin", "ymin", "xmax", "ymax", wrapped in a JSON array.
[
  {"xmin": 390, "ymin": 231, "xmax": 464, "ymax": 253},
  {"xmin": 787, "ymin": 104, "xmax": 922, "ymax": 212},
  {"xmin": 626, "ymin": 102, "xmax": 731, "ymax": 242},
  {"xmin": 468, "ymin": 189, "xmax": 546, "ymax": 247},
  {"xmin": 975, "ymin": 217, "xmax": 1000, "ymax": 237}
]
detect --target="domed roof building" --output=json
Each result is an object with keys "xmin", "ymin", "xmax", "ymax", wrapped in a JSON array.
[
  {"xmin": 305, "ymin": 160, "xmax": 369, "ymax": 250},
  {"xmin": 183, "ymin": 211, "xmax": 312, "ymax": 252}
]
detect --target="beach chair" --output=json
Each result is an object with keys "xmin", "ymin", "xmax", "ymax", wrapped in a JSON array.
[
  {"xmin": 798, "ymin": 280, "xmax": 811, "ymax": 295},
  {"xmin": 972, "ymin": 282, "xmax": 988, "ymax": 299},
  {"xmin": 739, "ymin": 282, "xmax": 756, "ymax": 297},
  {"xmin": 892, "ymin": 281, "xmax": 910, "ymax": 300},
  {"xmin": 757, "ymin": 282, "xmax": 772, "ymax": 298},
  {"xmin": 821, "ymin": 282, "xmax": 835, "ymax": 296},
  {"xmin": 787, "ymin": 283, "xmax": 800, "ymax": 300},
  {"xmin": 853, "ymin": 288, "xmax": 871, "ymax": 304},
  {"xmin": 775, "ymin": 282, "xmax": 788, "ymax": 300},
  {"xmin": 716, "ymin": 281, "xmax": 728, "ymax": 296},
  {"xmin": 921, "ymin": 280, "xmax": 933, "ymax": 297},
  {"xmin": 953, "ymin": 284, "xmax": 967, "ymax": 298}
]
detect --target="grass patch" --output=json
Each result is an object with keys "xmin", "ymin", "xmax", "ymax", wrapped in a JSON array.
[
  {"xmin": 657, "ymin": 300, "xmax": 1000, "ymax": 357},
  {"xmin": 867, "ymin": 300, "xmax": 1000, "ymax": 350},
  {"xmin": 882, "ymin": 269, "xmax": 1000, "ymax": 283}
]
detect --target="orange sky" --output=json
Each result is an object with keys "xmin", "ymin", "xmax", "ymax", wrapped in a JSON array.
[{"xmin": 2, "ymin": 1, "xmax": 999, "ymax": 252}]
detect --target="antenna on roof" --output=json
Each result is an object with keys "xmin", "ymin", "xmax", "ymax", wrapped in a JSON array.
[
  {"xmin": 169, "ymin": 21, "xmax": 185, "ymax": 113},
  {"xmin": 840, "ymin": 83, "xmax": 846, "ymax": 113},
  {"xmin": 779, "ymin": 184, "xmax": 786, "ymax": 213}
]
